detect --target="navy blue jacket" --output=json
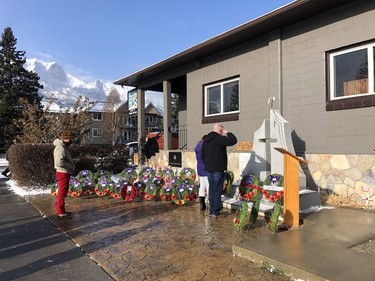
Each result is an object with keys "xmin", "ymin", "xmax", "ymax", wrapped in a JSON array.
[{"xmin": 201, "ymin": 132, "xmax": 237, "ymax": 172}]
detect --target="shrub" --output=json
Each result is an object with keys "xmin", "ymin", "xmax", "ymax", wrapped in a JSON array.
[
  {"xmin": 8, "ymin": 143, "xmax": 130, "ymax": 188},
  {"xmin": 9, "ymin": 143, "xmax": 55, "ymax": 187}
]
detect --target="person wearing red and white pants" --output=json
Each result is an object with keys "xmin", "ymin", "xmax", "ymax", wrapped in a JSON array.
[{"xmin": 53, "ymin": 131, "xmax": 75, "ymax": 219}]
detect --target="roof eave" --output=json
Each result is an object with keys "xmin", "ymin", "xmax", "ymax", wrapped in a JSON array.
[{"xmin": 114, "ymin": 0, "xmax": 354, "ymax": 87}]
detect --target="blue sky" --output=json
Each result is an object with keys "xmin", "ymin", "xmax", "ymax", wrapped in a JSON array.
[{"xmin": 0, "ymin": 0, "xmax": 292, "ymax": 83}]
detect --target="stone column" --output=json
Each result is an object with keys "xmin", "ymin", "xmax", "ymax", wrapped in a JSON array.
[
  {"xmin": 137, "ymin": 89, "xmax": 146, "ymax": 164},
  {"xmin": 163, "ymin": 80, "xmax": 172, "ymax": 150}
]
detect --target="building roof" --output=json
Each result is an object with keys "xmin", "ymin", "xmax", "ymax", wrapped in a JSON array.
[{"xmin": 114, "ymin": 0, "xmax": 354, "ymax": 89}]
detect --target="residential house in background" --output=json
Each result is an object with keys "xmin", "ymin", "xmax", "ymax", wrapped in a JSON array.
[
  {"xmin": 118, "ymin": 101, "xmax": 164, "ymax": 144},
  {"xmin": 85, "ymin": 100, "xmax": 163, "ymax": 145},
  {"xmin": 84, "ymin": 101, "xmax": 113, "ymax": 144}
]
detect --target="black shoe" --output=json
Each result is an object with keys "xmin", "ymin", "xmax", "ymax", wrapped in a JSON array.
[{"xmin": 199, "ymin": 197, "xmax": 206, "ymax": 211}]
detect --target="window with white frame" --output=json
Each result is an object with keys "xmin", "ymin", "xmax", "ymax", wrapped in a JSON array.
[
  {"xmin": 92, "ymin": 128, "xmax": 103, "ymax": 137},
  {"xmin": 204, "ymin": 77, "xmax": 239, "ymax": 117},
  {"xmin": 92, "ymin": 112, "xmax": 102, "ymax": 121},
  {"xmin": 124, "ymin": 131, "xmax": 131, "ymax": 141},
  {"xmin": 329, "ymin": 43, "xmax": 375, "ymax": 100},
  {"xmin": 146, "ymin": 116, "xmax": 153, "ymax": 125}
]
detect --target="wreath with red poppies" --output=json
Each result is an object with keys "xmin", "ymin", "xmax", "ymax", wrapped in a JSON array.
[
  {"xmin": 121, "ymin": 182, "xmax": 138, "ymax": 202},
  {"xmin": 263, "ymin": 174, "xmax": 284, "ymax": 233},
  {"xmin": 159, "ymin": 168, "xmax": 175, "ymax": 201}
]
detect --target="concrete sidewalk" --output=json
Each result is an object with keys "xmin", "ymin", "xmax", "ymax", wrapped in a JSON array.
[
  {"xmin": 233, "ymin": 207, "xmax": 375, "ymax": 281},
  {"xmin": 0, "ymin": 177, "xmax": 114, "ymax": 281}
]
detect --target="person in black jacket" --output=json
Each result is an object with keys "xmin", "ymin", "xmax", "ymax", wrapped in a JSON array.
[{"xmin": 201, "ymin": 123, "xmax": 237, "ymax": 218}]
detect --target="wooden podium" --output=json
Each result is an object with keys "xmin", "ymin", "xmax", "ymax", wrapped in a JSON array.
[{"xmin": 274, "ymin": 147, "xmax": 308, "ymax": 229}]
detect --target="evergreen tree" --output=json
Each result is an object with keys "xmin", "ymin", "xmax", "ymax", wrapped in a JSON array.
[{"xmin": 0, "ymin": 27, "xmax": 43, "ymax": 145}]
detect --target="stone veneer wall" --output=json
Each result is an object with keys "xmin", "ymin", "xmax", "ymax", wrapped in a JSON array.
[
  {"xmin": 305, "ymin": 154, "xmax": 375, "ymax": 208},
  {"xmin": 145, "ymin": 151, "xmax": 241, "ymax": 184},
  {"xmin": 146, "ymin": 151, "xmax": 375, "ymax": 208}
]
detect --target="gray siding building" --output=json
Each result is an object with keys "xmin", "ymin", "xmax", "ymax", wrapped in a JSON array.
[{"xmin": 115, "ymin": 0, "xmax": 375, "ymax": 202}]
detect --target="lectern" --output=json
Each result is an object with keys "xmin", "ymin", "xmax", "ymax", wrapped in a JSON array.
[{"xmin": 274, "ymin": 147, "xmax": 308, "ymax": 228}]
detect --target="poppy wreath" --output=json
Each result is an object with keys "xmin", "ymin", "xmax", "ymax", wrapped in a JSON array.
[
  {"xmin": 159, "ymin": 167, "xmax": 174, "ymax": 180},
  {"xmin": 239, "ymin": 175, "xmax": 262, "ymax": 201},
  {"xmin": 158, "ymin": 168, "xmax": 174, "ymax": 201},
  {"xmin": 135, "ymin": 180, "xmax": 147, "ymax": 199},
  {"xmin": 121, "ymin": 182, "xmax": 138, "ymax": 202},
  {"xmin": 181, "ymin": 177, "xmax": 199, "ymax": 202},
  {"xmin": 68, "ymin": 177, "xmax": 84, "ymax": 197},
  {"xmin": 138, "ymin": 166, "xmax": 156, "ymax": 195},
  {"xmin": 50, "ymin": 181, "xmax": 58, "ymax": 197},
  {"xmin": 81, "ymin": 177, "xmax": 95, "ymax": 195},
  {"xmin": 222, "ymin": 171, "xmax": 234, "ymax": 195},
  {"xmin": 190, "ymin": 182, "xmax": 200, "ymax": 201},
  {"xmin": 139, "ymin": 166, "xmax": 156, "ymax": 179},
  {"xmin": 159, "ymin": 179, "xmax": 174, "ymax": 201},
  {"xmin": 94, "ymin": 169, "xmax": 112, "ymax": 181},
  {"xmin": 262, "ymin": 174, "xmax": 284, "ymax": 203},
  {"xmin": 233, "ymin": 202, "xmax": 249, "ymax": 229},
  {"xmin": 263, "ymin": 174, "xmax": 284, "ymax": 233},
  {"xmin": 239, "ymin": 175, "xmax": 262, "ymax": 225},
  {"xmin": 143, "ymin": 182, "xmax": 158, "ymax": 201},
  {"xmin": 179, "ymin": 167, "xmax": 196, "ymax": 182},
  {"xmin": 144, "ymin": 175, "xmax": 164, "ymax": 200},
  {"xmin": 109, "ymin": 179, "xmax": 124, "ymax": 199},
  {"xmin": 179, "ymin": 167, "xmax": 199, "ymax": 202},
  {"xmin": 152, "ymin": 175, "xmax": 165, "ymax": 187},
  {"xmin": 159, "ymin": 183, "xmax": 173, "ymax": 201},
  {"xmin": 76, "ymin": 170, "xmax": 94, "ymax": 181},
  {"xmin": 76, "ymin": 170, "xmax": 95, "ymax": 195},
  {"xmin": 94, "ymin": 176, "xmax": 112, "ymax": 196},
  {"xmin": 172, "ymin": 177, "xmax": 194, "ymax": 205},
  {"xmin": 268, "ymin": 202, "xmax": 283, "ymax": 233},
  {"xmin": 139, "ymin": 173, "xmax": 158, "ymax": 201},
  {"xmin": 119, "ymin": 167, "xmax": 138, "ymax": 183}
]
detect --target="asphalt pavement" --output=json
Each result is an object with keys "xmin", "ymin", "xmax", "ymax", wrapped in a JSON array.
[{"xmin": 0, "ymin": 177, "xmax": 114, "ymax": 281}]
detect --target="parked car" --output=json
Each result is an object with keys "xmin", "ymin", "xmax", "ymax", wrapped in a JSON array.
[
  {"xmin": 125, "ymin": 142, "xmax": 138, "ymax": 153},
  {"xmin": 125, "ymin": 142, "xmax": 139, "ymax": 165}
]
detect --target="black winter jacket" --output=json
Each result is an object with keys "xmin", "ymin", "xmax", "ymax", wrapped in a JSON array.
[{"xmin": 201, "ymin": 131, "xmax": 237, "ymax": 172}]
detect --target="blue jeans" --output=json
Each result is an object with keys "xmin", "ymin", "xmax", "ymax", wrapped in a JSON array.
[{"xmin": 207, "ymin": 171, "xmax": 225, "ymax": 216}]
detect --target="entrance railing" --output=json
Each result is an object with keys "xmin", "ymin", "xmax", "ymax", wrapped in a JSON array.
[{"xmin": 178, "ymin": 125, "xmax": 188, "ymax": 150}]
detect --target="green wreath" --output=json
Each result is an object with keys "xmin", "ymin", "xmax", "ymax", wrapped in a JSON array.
[
  {"xmin": 233, "ymin": 202, "xmax": 249, "ymax": 229},
  {"xmin": 223, "ymin": 171, "xmax": 234, "ymax": 195},
  {"xmin": 179, "ymin": 167, "xmax": 196, "ymax": 181}
]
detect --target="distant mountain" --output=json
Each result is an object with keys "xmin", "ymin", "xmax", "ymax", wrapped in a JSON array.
[{"xmin": 24, "ymin": 58, "xmax": 163, "ymax": 109}]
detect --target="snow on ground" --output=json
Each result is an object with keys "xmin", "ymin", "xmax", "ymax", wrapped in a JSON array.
[
  {"xmin": 0, "ymin": 157, "xmax": 50, "ymax": 196},
  {"xmin": 3, "ymin": 179, "xmax": 50, "ymax": 197},
  {"xmin": 0, "ymin": 157, "xmax": 122, "ymax": 197}
]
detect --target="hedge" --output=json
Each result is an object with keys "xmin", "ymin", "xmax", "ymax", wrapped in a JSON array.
[{"xmin": 7, "ymin": 143, "xmax": 129, "ymax": 188}]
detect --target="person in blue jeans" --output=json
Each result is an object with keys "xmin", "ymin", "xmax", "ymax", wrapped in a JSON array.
[{"xmin": 201, "ymin": 123, "xmax": 237, "ymax": 218}]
